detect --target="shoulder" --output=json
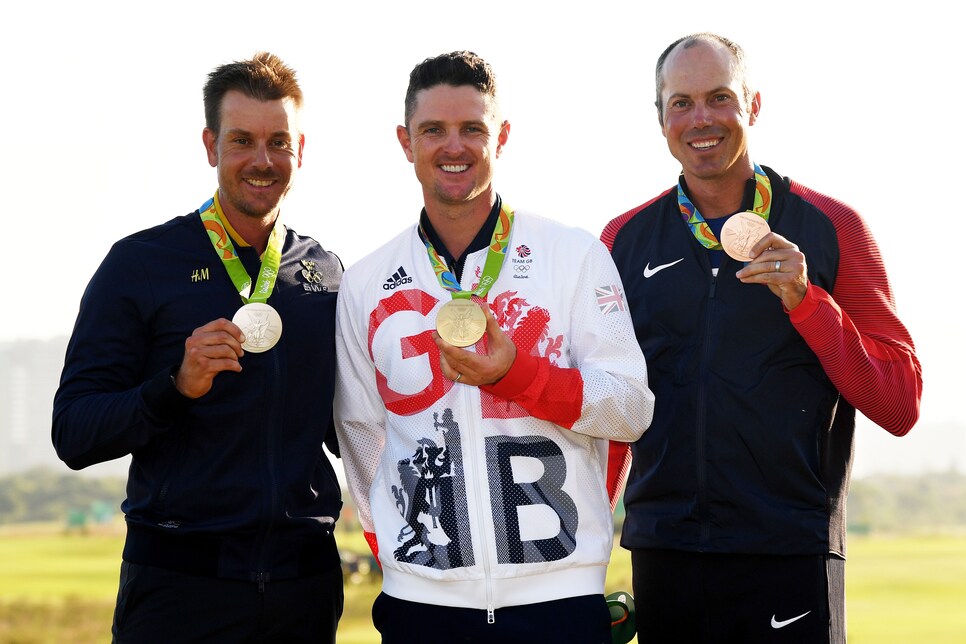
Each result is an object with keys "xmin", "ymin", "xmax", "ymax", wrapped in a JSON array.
[
  {"xmin": 284, "ymin": 226, "xmax": 344, "ymax": 270},
  {"xmin": 781, "ymin": 177, "xmax": 875, "ymax": 248},
  {"xmin": 601, "ymin": 188, "xmax": 675, "ymax": 251},
  {"xmin": 341, "ymin": 225, "xmax": 418, "ymax": 288},
  {"xmin": 105, "ymin": 212, "xmax": 202, "ymax": 260},
  {"xmin": 512, "ymin": 209, "xmax": 593, "ymax": 239},
  {"xmin": 509, "ymin": 209, "xmax": 605, "ymax": 258}
]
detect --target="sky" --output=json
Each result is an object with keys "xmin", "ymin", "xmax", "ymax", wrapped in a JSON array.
[{"xmin": 3, "ymin": 1, "xmax": 961, "ymax": 476}]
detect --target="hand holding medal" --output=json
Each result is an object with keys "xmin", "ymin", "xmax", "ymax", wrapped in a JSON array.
[{"xmin": 434, "ymin": 303, "xmax": 517, "ymax": 387}]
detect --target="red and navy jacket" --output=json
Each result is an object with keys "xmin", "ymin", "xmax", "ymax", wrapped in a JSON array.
[
  {"xmin": 53, "ymin": 210, "xmax": 343, "ymax": 581},
  {"xmin": 602, "ymin": 165, "xmax": 921, "ymax": 557}
]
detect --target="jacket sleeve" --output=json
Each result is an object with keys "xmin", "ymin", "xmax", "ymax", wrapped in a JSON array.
[
  {"xmin": 51, "ymin": 244, "xmax": 191, "ymax": 470},
  {"xmin": 789, "ymin": 192, "xmax": 922, "ymax": 436},
  {"xmin": 482, "ymin": 238, "xmax": 654, "ymax": 442},
  {"xmin": 332, "ymin": 270, "xmax": 386, "ymax": 560}
]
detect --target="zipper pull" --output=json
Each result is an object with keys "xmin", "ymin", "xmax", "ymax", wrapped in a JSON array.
[
  {"xmin": 487, "ymin": 606, "xmax": 495, "ymax": 624},
  {"xmin": 255, "ymin": 571, "xmax": 270, "ymax": 593}
]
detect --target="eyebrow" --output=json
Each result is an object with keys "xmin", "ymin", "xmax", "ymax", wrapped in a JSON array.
[
  {"xmin": 223, "ymin": 128, "xmax": 293, "ymax": 139},
  {"xmin": 416, "ymin": 117, "xmax": 488, "ymax": 126},
  {"xmin": 667, "ymin": 86, "xmax": 736, "ymax": 103}
]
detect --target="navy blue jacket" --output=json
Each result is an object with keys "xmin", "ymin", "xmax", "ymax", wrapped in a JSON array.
[
  {"xmin": 603, "ymin": 166, "xmax": 920, "ymax": 557},
  {"xmin": 53, "ymin": 210, "xmax": 343, "ymax": 580}
]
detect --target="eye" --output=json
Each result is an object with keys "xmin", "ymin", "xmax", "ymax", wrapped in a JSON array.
[
  {"xmin": 671, "ymin": 99, "xmax": 689, "ymax": 109},
  {"xmin": 232, "ymin": 137, "xmax": 250, "ymax": 145}
]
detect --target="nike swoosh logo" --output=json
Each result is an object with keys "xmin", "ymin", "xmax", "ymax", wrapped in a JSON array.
[
  {"xmin": 642, "ymin": 258, "xmax": 684, "ymax": 278},
  {"xmin": 771, "ymin": 611, "xmax": 811, "ymax": 629}
]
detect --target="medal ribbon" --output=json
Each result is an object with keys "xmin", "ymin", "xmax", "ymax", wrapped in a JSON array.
[
  {"xmin": 417, "ymin": 202, "xmax": 514, "ymax": 300},
  {"xmin": 677, "ymin": 163, "xmax": 772, "ymax": 250},
  {"xmin": 199, "ymin": 192, "xmax": 284, "ymax": 303}
]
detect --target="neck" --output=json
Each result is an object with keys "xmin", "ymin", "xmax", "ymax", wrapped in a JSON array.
[
  {"xmin": 424, "ymin": 193, "xmax": 495, "ymax": 260},
  {"xmin": 684, "ymin": 162, "xmax": 755, "ymax": 219},
  {"xmin": 220, "ymin": 203, "xmax": 277, "ymax": 255}
]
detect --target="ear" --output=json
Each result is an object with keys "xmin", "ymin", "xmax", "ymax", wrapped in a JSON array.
[
  {"xmin": 495, "ymin": 120, "xmax": 510, "ymax": 158},
  {"xmin": 203, "ymin": 128, "xmax": 218, "ymax": 168},
  {"xmin": 297, "ymin": 132, "xmax": 305, "ymax": 168},
  {"xmin": 396, "ymin": 125, "xmax": 415, "ymax": 163},
  {"xmin": 748, "ymin": 91, "xmax": 762, "ymax": 125}
]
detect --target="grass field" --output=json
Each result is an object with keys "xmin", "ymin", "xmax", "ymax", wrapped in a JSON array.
[{"xmin": 1, "ymin": 523, "xmax": 964, "ymax": 643}]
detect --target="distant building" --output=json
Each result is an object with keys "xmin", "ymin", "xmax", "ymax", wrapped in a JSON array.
[{"xmin": 0, "ymin": 338, "xmax": 129, "ymax": 478}]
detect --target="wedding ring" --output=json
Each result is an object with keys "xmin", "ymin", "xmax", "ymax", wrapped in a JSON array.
[
  {"xmin": 454, "ymin": 372, "xmax": 463, "ymax": 383},
  {"xmin": 775, "ymin": 260, "xmax": 782, "ymax": 272}
]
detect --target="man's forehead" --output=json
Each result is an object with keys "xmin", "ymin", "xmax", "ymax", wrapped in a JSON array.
[
  {"xmin": 219, "ymin": 93, "xmax": 301, "ymax": 127},
  {"xmin": 413, "ymin": 84, "xmax": 499, "ymax": 116},
  {"xmin": 662, "ymin": 43, "xmax": 739, "ymax": 94}
]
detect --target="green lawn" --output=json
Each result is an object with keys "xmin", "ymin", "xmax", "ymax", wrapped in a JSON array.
[{"xmin": 1, "ymin": 524, "xmax": 964, "ymax": 643}]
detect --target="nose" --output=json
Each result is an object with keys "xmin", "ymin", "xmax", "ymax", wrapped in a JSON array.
[
  {"xmin": 442, "ymin": 130, "xmax": 464, "ymax": 155},
  {"xmin": 692, "ymin": 102, "xmax": 713, "ymax": 128},
  {"xmin": 252, "ymin": 141, "xmax": 273, "ymax": 168}
]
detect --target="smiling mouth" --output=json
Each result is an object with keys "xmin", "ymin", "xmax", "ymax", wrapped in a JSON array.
[
  {"xmin": 689, "ymin": 139, "xmax": 720, "ymax": 150},
  {"xmin": 245, "ymin": 178, "xmax": 276, "ymax": 187},
  {"xmin": 440, "ymin": 164, "xmax": 469, "ymax": 173}
]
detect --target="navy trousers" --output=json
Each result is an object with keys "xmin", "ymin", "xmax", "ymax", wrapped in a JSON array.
[
  {"xmin": 372, "ymin": 592, "xmax": 612, "ymax": 643},
  {"xmin": 631, "ymin": 549, "xmax": 846, "ymax": 643},
  {"xmin": 111, "ymin": 560, "xmax": 344, "ymax": 643}
]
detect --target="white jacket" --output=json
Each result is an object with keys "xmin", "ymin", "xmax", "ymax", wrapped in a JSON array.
[{"xmin": 334, "ymin": 208, "xmax": 653, "ymax": 615}]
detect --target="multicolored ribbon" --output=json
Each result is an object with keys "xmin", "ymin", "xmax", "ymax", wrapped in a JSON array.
[
  {"xmin": 677, "ymin": 163, "xmax": 772, "ymax": 250},
  {"xmin": 418, "ymin": 202, "xmax": 514, "ymax": 300},
  {"xmin": 199, "ymin": 192, "xmax": 284, "ymax": 304}
]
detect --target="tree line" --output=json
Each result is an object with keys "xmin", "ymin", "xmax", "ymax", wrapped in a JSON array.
[{"xmin": 2, "ymin": 467, "xmax": 965, "ymax": 534}]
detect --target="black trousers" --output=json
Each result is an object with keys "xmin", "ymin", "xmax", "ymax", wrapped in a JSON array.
[
  {"xmin": 372, "ymin": 592, "xmax": 612, "ymax": 644},
  {"xmin": 111, "ymin": 561, "xmax": 344, "ymax": 643},
  {"xmin": 631, "ymin": 549, "xmax": 846, "ymax": 643}
]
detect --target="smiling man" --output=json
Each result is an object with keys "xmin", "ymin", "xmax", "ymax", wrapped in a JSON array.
[
  {"xmin": 53, "ymin": 53, "xmax": 345, "ymax": 642},
  {"xmin": 601, "ymin": 33, "xmax": 922, "ymax": 642},
  {"xmin": 333, "ymin": 50, "xmax": 654, "ymax": 643}
]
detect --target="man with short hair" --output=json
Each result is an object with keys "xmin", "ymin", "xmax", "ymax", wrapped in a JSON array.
[
  {"xmin": 53, "ymin": 52, "xmax": 344, "ymax": 642},
  {"xmin": 603, "ymin": 33, "xmax": 922, "ymax": 642},
  {"xmin": 334, "ymin": 50, "xmax": 654, "ymax": 643}
]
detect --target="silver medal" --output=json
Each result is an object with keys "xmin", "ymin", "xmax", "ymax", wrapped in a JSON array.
[{"xmin": 232, "ymin": 303, "xmax": 283, "ymax": 353}]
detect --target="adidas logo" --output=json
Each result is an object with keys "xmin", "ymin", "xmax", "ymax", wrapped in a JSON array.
[{"xmin": 383, "ymin": 266, "xmax": 413, "ymax": 290}]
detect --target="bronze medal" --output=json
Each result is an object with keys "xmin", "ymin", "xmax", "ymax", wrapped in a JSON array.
[
  {"xmin": 436, "ymin": 299, "xmax": 486, "ymax": 348},
  {"xmin": 720, "ymin": 211, "xmax": 771, "ymax": 262},
  {"xmin": 232, "ymin": 302, "xmax": 283, "ymax": 353}
]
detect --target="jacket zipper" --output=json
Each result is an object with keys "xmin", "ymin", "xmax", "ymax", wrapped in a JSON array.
[
  {"xmin": 696, "ymin": 270, "xmax": 718, "ymax": 548},
  {"xmin": 254, "ymin": 338, "xmax": 284, "ymax": 590},
  {"xmin": 465, "ymin": 386, "xmax": 496, "ymax": 624}
]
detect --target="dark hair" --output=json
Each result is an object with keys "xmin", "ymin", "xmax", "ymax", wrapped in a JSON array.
[
  {"xmin": 203, "ymin": 52, "xmax": 303, "ymax": 135},
  {"xmin": 403, "ymin": 51, "xmax": 498, "ymax": 128},
  {"xmin": 654, "ymin": 33, "xmax": 752, "ymax": 122}
]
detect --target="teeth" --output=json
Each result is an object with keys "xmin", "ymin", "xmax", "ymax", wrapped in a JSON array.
[
  {"xmin": 246, "ymin": 179, "xmax": 274, "ymax": 187},
  {"xmin": 441, "ymin": 164, "xmax": 469, "ymax": 173},
  {"xmin": 690, "ymin": 140, "xmax": 718, "ymax": 150}
]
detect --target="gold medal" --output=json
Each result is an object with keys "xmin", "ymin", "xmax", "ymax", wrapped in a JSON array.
[
  {"xmin": 436, "ymin": 299, "xmax": 486, "ymax": 348},
  {"xmin": 720, "ymin": 211, "xmax": 771, "ymax": 262},
  {"xmin": 232, "ymin": 302, "xmax": 283, "ymax": 353}
]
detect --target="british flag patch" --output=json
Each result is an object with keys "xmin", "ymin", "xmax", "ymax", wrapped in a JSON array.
[{"xmin": 595, "ymin": 285, "xmax": 626, "ymax": 314}]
